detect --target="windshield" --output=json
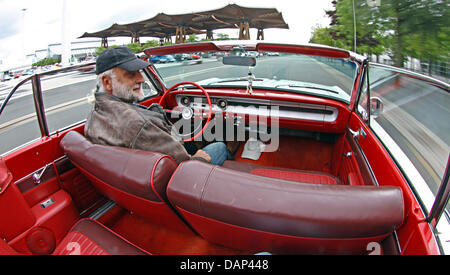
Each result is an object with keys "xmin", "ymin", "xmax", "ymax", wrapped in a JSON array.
[{"xmin": 151, "ymin": 50, "xmax": 358, "ymax": 104}]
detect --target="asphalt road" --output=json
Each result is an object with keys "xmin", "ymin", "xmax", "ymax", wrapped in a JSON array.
[
  {"xmin": 159, "ymin": 55, "xmax": 354, "ymax": 95},
  {"xmin": 1, "ymin": 57, "xmax": 448, "ymax": 197},
  {"xmin": 0, "ymin": 72, "xmax": 96, "ymax": 154},
  {"xmin": 369, "ymin": 71, "xmax": 450, "ymax": 192}
]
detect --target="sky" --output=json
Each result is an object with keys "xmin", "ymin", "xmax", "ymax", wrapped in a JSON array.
[{"xmin": 0, "ymin": 0, "xmax": 333, "ymax": 69}]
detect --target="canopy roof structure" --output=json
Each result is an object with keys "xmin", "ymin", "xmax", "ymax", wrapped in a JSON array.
[{"xmin": 79, "ymin": 4, "xmax": 289, "ymax": 46}]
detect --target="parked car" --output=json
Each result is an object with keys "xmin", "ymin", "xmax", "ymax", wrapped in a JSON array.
[
  {"xmin": 149, "ymin": 55, "xmax": 163, "ymax": 63},
  {"xmin": 77, "ymin": 64, "xmax": 96, "ymax": 73},
  {"xmin": 23, "ymin": 69, "xmax": 34, "ymax": 76},
  {"xmin": 175, "ymin": 53, "xmax": 191, "ymax": 61},
  {"xmin": 0, "ymin": 41, "xmax": 448, "ymax": 256},
  {"xmin": 1, "ymin": 74, "xmax": 11, "ymax": 82},
  {"xmin": 13, "ymin": 71, "xmax": 23, "ymax": 79},
  {"xmin": 190, "ymin": 53, "xmax": 201, "ymax": 60},
  {"xmin": 162, "ymin": 55, "xmax": 175, "ymax": 63}
]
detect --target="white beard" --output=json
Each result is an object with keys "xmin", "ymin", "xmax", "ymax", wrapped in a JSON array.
[{"xmin": 112, "ymin": 79, "xmax": 144, "ymax": 103}]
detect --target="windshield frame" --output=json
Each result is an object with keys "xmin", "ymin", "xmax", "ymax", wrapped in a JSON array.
[{"xmin": 145, "ymin": 41, "xmax": 363, "ymax": 105}]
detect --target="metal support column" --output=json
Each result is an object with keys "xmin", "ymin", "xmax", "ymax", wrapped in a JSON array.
[
  {"xmin": 175, "ymin": 26, "xmax": 186, "ymax": 44},
  {"xmin": 101, "ymin": 37, "xmax": 108, "ymax": 48},
  {"xmin": 239, "ymin": 21, "xmax": 250, "ymax": 40},
  {"xmin": 206, "ymin": 30, "xmax": 214, "ymax": 40},
  {"xmin": 257, "ymin": 28, "xmax": 264, "ymax": 40}
]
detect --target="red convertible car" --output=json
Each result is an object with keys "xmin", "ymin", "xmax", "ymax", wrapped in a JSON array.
[{"xmin": 0, "ymin": 41, "xmax": 448, "ymax": 256}]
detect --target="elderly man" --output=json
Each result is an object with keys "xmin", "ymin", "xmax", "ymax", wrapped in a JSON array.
[{"xmin": 85, "ymin": 46, "xmax": 232, "ymax": 165}]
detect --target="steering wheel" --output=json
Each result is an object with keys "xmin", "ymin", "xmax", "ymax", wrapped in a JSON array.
[{"xmin": 158, "ymin": 82, "xmax": 212, "ymax": 142}]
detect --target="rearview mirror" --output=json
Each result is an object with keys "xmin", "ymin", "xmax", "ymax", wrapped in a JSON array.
[{"xmin": 223, "ymin": 56, "xmax": 256, "ymax": 67}]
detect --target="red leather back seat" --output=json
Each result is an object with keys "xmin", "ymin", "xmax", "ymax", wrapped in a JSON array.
[
  {"xmin": 222, "ymin": 160, "xmax": 340, "ymax": 185},
  {"xmin": 60, "ymin": 131, "xmax": 191, "ymax": 234},
  {"xmin": 167, "ymin": 160, "xmax": 405, "ymax": 254},
  {"xmin": 53, "ymin": 219, "xmax": 149, "ymax": 255},
  {"xmin": 1, "ymin": 219, "xmax": 150, "ymax": 255}
]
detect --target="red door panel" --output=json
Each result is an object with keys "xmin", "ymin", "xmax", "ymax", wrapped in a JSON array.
[{"xmin": 348, "ymin": 112, "xmax": 440, "ymax": 254}]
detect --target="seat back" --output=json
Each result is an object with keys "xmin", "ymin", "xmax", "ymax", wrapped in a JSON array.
[
  {"xmin": 60, "ymin": 131, "xmax": 191, "ymax": 233},
  {"xmin": 167, "ymin": 160, "xmax": 405, "ymax": 254}
]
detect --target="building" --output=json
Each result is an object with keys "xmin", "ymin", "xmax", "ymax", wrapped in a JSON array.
[{"xmin": 30, "ymin": 39, "xmax": 117, "ymax": 64}]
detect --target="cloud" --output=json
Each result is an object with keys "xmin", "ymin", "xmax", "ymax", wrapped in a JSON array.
[{"xmin": 0, "ymin": 4, "xmax": 22, "ymax": 39}]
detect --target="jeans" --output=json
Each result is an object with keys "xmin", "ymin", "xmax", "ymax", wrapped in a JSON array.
[
  {"xmin": 202, "ymin": 142, "xmax": 234, "ymax": 166},
  {"xmin": 184, "ymin": 142, "xmax": 233, "ymax": 166}
]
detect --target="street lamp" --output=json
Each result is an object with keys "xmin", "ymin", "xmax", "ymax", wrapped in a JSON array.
[
  {"xmin": 21, "ymin": 8, "xmax": 27, "ymax": 64},
  {"xmin": 352, "ymin": 0, "xmax": 357, "ymax": 52},
  {"xmin": 61, "ymin": 0, "xmax": 71, "ymax": 66}
]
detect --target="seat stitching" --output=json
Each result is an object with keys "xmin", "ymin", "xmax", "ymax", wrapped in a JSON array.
[{"xmin": 199, "ymin": 165, "xmax": 217, "ymax": 217}]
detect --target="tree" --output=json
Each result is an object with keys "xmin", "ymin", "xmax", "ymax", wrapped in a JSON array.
[
  {"xmin": 141, "ymin": 40, "xmax": 160, "ymax": 49},
  {"xmin": 94, "ymin": 39, "xmax": 161, "ymax": 57},
  {"xmin": 322, "ymin": 0, "xmax": 448, "ymax": 69},
  {"xmin": 328, "ymin": 0, "xmax": 384, "ymax": 57},
  {"xmin": 215, "ymin": 33, "xmax": 230, "ymax": 40},
  {"xmin": 32, "ymin": 57, "xmax": 61, "ymax": 67},
  {"xmin": 186, "ymin": 34, "xmax": 199, "ymax": 43},
  {"xmin": 377, "ymin": 0, "xmax": 414, "ymax": 66},
  {"xmin": 127, "ymin": 43, "xmax": 142, "ymax": 53},
  {"xmin": 309, "ymin": 25, "xmax": 335, "ymax": 47},
  {"xmin": 95, "ymin": 45, "xmax": 119, "ymax": 56},
  {"xmin": 401, "ymin": 0, "xmax": 449, "ymax": 72},
  {"xmin": 377, "ymin": 0, "xmax": 449, "ymax": 68}
]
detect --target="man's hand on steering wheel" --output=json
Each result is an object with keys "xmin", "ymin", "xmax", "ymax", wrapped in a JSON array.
[
  {"xmin": 192, "ymin": 149, "xmax": 211, "ymax": 162},
  {"xmin": 158, "ymin": 82, "xmax": 212, "ymax": 143}
]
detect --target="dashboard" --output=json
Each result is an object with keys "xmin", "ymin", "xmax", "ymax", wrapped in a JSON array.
[{"xmin": 175, "ymin": 94, "xmax": 339, "ymax": 123}]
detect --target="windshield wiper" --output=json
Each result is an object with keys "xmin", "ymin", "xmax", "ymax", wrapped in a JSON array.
[
  {"xmin": 205, "ymin": 77, "xmax": 265, "ymax": 85},
  {"xmin": 275, "ymin": 84, "xmax": 339, "ymax": 94}
]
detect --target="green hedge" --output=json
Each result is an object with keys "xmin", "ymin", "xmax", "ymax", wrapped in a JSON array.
[{"xmin": 32, "ymin": 57, "xmax": 61, "ymax": 67}]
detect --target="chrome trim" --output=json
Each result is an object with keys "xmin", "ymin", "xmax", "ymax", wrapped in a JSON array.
[
  {"xmin": 0, "ymin": 136, "xmax": 42, "ymax": 157},
  {"xmin": 427, "ymin": 156, "xmax": 450, "ymax": 228},
  {"xmin": 346, "ymin": 128, "xmax": 379, "ymax": 186},
  {"xmin": 354, "ymin": 141, "xmax": 379, "ymax": 187},
  {"xmin": 393, "ymin": 231, "xmax": 402, "ymax": 255},
  {"xmin": 146, "ymin": 40, "xmax": 367, "ymax": 63},
  {"xmin": 31, "ymin": 74, "xmax": 49, "ymax": 137},
  {"xmin": 176, "ymin": 95, "xmax": 339, "ymax": 123},
  {"xmin": 14, "ymin": 162, "xmax": 57, "ymax": 194},
  {"xmin": 1, "ymin": 62, "xmax": 97, "ymax": 113},
  {"xmin": 87, "ymin": 201, "xmax": 117, "ymax": 220},
  {"xmin": 49, "ymin": 119, "xmax": 86, "ymax": 137},
  {"xmin": 369, "ymin": 62, "xmax": 449, "ymax": 91},
  {"xmin": 0, "ymin": 119, "xmax": 86, "ymax": 158},
  {"xmin": 1, "ymin": 62, "xmax": 97, "ymax": 142},
  {"xmin": 32, "ymin": 164, "xmax": 51, "ymax": 186},
  {"xmin": 0, "ymin": 77, "xmax": 33, "ymax": 116}
]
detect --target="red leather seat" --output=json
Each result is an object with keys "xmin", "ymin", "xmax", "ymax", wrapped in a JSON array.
[
  {"xmin": 53, "ymin": 219, "xmax": 149, "ymax": 255},
  {"xmin": 222, "ymin": 160, "xmax": 340, "ymax": 185},
  {"xmin": 167, "ymin": 160, "xmax": 405, "ymax": 254},
  {"xmin": 1, "ymin": 219, "xmax": 150, "ymax": 255},
  {"xmin": 60, "ymin": 131, "xmax": 191, "ymax": 234}
]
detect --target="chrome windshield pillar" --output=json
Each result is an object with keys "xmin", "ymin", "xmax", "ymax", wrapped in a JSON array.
[
  {"xmin": 427, "ymin": 155, "xmax": 450, "ymax": 228},
  {"xmin": 31, "ymin": 74, "xmax": 49, "ymax": 137}
]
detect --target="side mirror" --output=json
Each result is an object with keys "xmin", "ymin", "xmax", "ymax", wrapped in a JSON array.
[
  {"xmin": 370, "ymin": 97, "xmax": 384, "ymax": 117},
  {"xmin": 142, "ymin": 82, "xmax": 158, "ymax": 97}
]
